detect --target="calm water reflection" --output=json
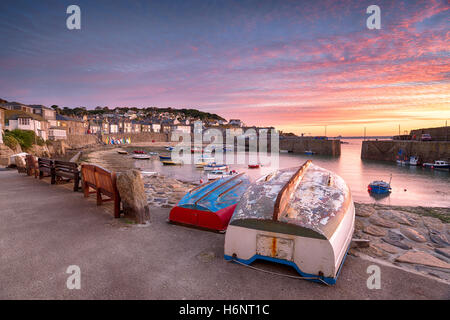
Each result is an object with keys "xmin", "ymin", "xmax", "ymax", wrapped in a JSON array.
[{"xmin": 133, "ymin": 139, "xmax": 449, "ymax": 207}]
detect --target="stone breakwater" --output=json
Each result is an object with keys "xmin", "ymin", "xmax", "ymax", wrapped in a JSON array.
[
  {"xmin": 143, "ymin": 174, "xmax": 195, "ymax": 208},
  {"xmin": 351, "ymin": 202, "xmax": 450, "ymax": 282}
]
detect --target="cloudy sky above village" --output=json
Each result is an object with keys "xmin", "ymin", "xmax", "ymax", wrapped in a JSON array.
[{"xmin": 0, "ymin": 0, "xmax": 448, "ymax": 135}]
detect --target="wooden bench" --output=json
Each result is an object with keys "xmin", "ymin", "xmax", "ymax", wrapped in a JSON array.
[
  {"xmin": 25, "ymin": 155, "xmax": 39, "ymax": 178},
  {"xmin": 38, "ymin": 158, "xmax": 55, "ymax": 184},
  {"xmin": 81, "ymin": 164, "xmax": 121, "ymax": 218},
  {"xmin": 54, "ymin": 160, "xmax": 80, "ymax": 192}
]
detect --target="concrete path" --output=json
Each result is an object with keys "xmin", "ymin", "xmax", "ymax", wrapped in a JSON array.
[{"xmin": 0, "ymin": 169, "xmax": 448, "ymax": 299}]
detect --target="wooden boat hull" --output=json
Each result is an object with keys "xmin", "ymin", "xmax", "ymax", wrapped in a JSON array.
[
  {"xmin": 159, "ymin": 155, "xmax": 171, "ymax": 161},
  {"xmin": 225, "ymin": 201, "xmax": 354, "ymax": 284},
  {"xmin": 169, "ymin": 204, "xmax": 237, "ymax": 232},
  {"xmin": 224, "ymin": 160, "xmax": 355, "ymax": 285},
  {"xmin": 169, "ymin": 173, "xmax": 250, "ymax": 232}
]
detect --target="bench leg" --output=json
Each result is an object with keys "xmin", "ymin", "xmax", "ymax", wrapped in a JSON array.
[
  {"xmin": 83, "ymin": 182, "xmax": 90, "ymax": 198},
  {"xmin": 96, "ymin": 190, "xmax": 102, "ymax": 206},
  {"xmin": 74, "ymin": 174, "xmax": 80, "ymax": 192},
  {"xmin": 114, "ymin": 195, "xmax": 121, "ymax": 218},
  {"xmin": 51, "ymin": 171, "xmax": 56, "ymax": 185}
]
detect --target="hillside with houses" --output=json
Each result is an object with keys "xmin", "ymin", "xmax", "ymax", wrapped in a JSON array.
[{"xmin": 0, "ymin": 99, "xmax": 245, "ymax": 143}]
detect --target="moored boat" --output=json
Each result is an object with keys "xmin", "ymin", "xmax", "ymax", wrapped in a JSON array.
[
  {"xmin": 162, "ymin": 160, "xmax": 182, "ymax": 166},
  {"xmin": 207, "ymin": 170, "xmax": 237, "ymax": 180},
  {"xmin": 169, "ymin": 173, "xmax": 251, "ymax": 232},
  {"xmin": 409, "ymin": 156, "xmax": 419, "ymax": 166},
  {"xmin": 159, "ymin": 155, "xmax": 172, "ymax": 161},
  {"xmin": 133, "ymin": 150, "xmax": 146, "ymax": 154},
  {"xmin": 423, "ymin": 160, "xmax": 449, "ymax": 170},
  {"xmin": 204, "ymin": 163, "xmax": 229, "ymax": 171},
  {"xmin": 133, "ymin": 154, "xmax": 151, "ymax": 160},
  {"xmin": 304, "ymin": 150, "xmax": 315, "ymax": 155},
  {"xmin": 248, "ymin": 164, "xmax": 260, "ymax": 169},
  {"xmin": 368, "ymin": 180, "xmax": 391, "ymax": 194},
  {"xmin": 224, "ymin": 160, "xmax": 355, "ymax": 285},
  {"xmin": 117, "ymin": 150, "xmax": 128, "ymax": 155},
  {"xmin": 165, "ymin": 146, "xmax": 174, "ymax": 151}
]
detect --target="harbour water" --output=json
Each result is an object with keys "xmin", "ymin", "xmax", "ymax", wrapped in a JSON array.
[{"xmin": 131, "ymin": 139, "xmax": 449, "ymax": 207}]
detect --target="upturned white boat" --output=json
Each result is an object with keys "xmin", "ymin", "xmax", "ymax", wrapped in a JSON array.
[{"xmin": 224, "ymin": 160, "xmax": 355, "ymax": 285}]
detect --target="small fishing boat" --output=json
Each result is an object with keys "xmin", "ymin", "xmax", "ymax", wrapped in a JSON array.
[
  {"xmin": 159, "ymin": 155, "xmax": 172, "ymax": 161},
  {"xmin": 304, "ymin": 150, "xmax": 315, "ymax": 155},
  {"xmin": 280, "ymin": 149, "xmax": 289, "ymax": 153},
  {"xmin": 162, "ymin": 160, "xmax": 182, "ymax": 166},
  {"xmin": 195, "ymin": 162, "xmax": 208, "ymax": 168},
  {"xmin": 224, "ymin": 160, "xmax": 355, "ymax": 285},
  {"xmin": 199, "ymin": 156, "xmax": 215, "ymax": 163},
  {"xmin": 204, "ymin": 163, "xmax": 229, "ymax": 171},
  {"xmin": 248, "ymin": 164, "xmax": 260, "ymax": 169},
  {"xmin": 117, "ymin": 150, "xmax": 128, "ymax": 155},
  {"xmin": 207, "ymin": 170, "xmax": 237, "ymax": 180},
  {"xmin": 133, "ymin": 150, "xmax": 146, "ymax": 154},
  {"xmin": 133, "ymin": 154, "xmax": 151, "ymax": 160},
  {"xmin": 368, "ymin": 179, "xmax": 392, "ymax": 194},
  {"xmin": 423, "ymin": 160, "xmax": 449, "ymax": 170},
  {"xmin": 148, "ymin": 151, "xmax": 158, "ymax": 156},
  {"xmin": 191, "ymin": 147, "xmax": 203, "ymax": 153},
  {"xmin": 165, "ymin": 146, "xmax": 174, "ymax": 151},
  {"xmin": 409, "ymin": 156, "xmax": 419, "ymax": 166},
  {"xmin": 169, "ymin": 173, "xmax": 251, "ymax": 232}
]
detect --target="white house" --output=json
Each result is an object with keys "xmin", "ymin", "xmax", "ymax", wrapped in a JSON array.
[{"xmin": 4, "ymin": 110, "xmax": 48, "ymax": 140}]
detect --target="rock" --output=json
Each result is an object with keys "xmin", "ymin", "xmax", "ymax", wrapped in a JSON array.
[
  {"xmin": 377, "ymin": 210, "xmax": 413, "ymax": 226},
  {"xmin": 429, "ymin": 229, "xmax": 450, "ymax": 247},
  {"xmin": 116, "ymin": 169, "xmax": 150, "ymax": 224},
  {"xmin": 15, "ymin": 155, "xmax": 26, "ymax": 171},
  {"xmin": 382, "ymin": 230, "xmax": 412, "ymax": 250},
  {"xmin": 369, "ymin": 215, "xmax": 399, "ymax": 229},
  {"xmin": 435, "ymin": 248, "xmax": 450, "ymax": 259},
  {"xmin": 365, "ymin": 244, "xmax": 388, "ymax": 258},
  {"xmin": 0, "ymin": 144, "xmax": 15, "ymax": 166},
  {"xmin": 354, "ymin": 219, "xmax": 365, "ymax": 231},
  {"xmin": 363, "ymin": 225, "xmax": 386, "ymax": 237},
  {"xmin": 400, "ymin": 227, "xmax": 427, "ymax": 243},
  {"xmin": 422, "ymin": 216, "xmax": 444, "ymax": 231},
  {"xmin": 355, "ymin": 205, "xmax": 375, "ymax": 217},
  {"xmin": 395, "ymin": 251, "xmax": 450, "ymax": 269},
  {"xmin": 372, "ymin": 242, "xmax": 400, "ymax": 254}
]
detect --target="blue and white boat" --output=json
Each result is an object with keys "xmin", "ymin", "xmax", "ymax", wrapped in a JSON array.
[
  {"xmin": 159, "ymin": 155, "xmax": 172, "ymax": 161},
  {"xmin": 169, "ymin": 173, "xmax": 251, "ymax": 232},
  {"xmin": 368, "ymin": 178, "xmax": 392, "ymax": 194},
  {"xmin": 204, "ymin": 163, "xmax": 229, "ymax": 171}
]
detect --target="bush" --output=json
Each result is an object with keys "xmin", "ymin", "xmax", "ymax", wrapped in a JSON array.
[
  {"xmin": 5, "ymin": 129, "xmax": 36, "ymax": 150},
  {"xmin": 3, "ymin": 134, "xmax": 20, "ymax": 150},
  {"xmin": 36, "ymin": 137, "xmax": 45, "ymax": 146}
]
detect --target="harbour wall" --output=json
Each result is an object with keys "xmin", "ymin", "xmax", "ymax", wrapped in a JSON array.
[
  {"xmin": 102, "ymin": 132, "xmax": 169, "ymax": 143},
  {"xmin": 361, "ymin": 140, "xmax": 450, "ymax": 163},
  {"xmin": 279, "ymin": 138, "xmax": 341, "ymax": 156}
]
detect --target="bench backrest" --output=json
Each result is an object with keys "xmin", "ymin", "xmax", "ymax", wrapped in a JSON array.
[
  {"xmin": 81, "ymin": 164, "xmax": 117, "ymax": 196},
  {"xmin": 55, "ymin": 160, "xmax": 79, "ymax": 174},
  {"xmin": 38, "ymin": 158, "xmax": 54, "ymax": 169},
  {"xmin": 81, "ymin": 164, "xmax": 97, "ymax": 187}
]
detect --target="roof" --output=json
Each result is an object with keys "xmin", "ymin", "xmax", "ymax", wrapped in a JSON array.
[
  {"xmin": 4, "ymin": 109, "xmax": 45, "ymax": 121},
  {"xmin": 55, "ymin": 114, "xmax": 83, "ymax": 122}
]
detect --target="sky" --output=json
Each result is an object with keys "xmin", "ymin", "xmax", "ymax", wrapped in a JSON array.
[{"xmin": 0, "ymin": 0, "xmax": 448, "ymax": 136}]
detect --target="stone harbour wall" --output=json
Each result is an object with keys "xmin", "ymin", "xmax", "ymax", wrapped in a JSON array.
[
  {"xmin": 361, "ymin": 140, "xmax": 450, "ymax": 163},
  {"xmin": 279, "ymin": 138, "xmax": 341, "ymax": 156}
]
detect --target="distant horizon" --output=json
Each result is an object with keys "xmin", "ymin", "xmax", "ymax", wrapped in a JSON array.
[{"xmin": 1, "ymin": 0, "xmax": 449, "ymax": 137}]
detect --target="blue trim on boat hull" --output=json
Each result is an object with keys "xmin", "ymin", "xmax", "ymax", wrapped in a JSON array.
[{"xmin": 224, "ymin": 244, "xmax": 350, "ymax": 285}]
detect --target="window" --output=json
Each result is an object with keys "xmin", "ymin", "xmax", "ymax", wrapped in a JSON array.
[{"xmin": 19, "ymin": 118, "xmax": 30, "ymax": 126}]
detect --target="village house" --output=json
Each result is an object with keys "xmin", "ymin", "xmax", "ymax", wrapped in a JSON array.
[
  {"xmin": 131, "ymin": 121, "xmax": 141, "ymax": 133},
  {"xmin": 151, "ymin": 123, "xmax": 161, "ymax": 133},
  {"xmin": 87, "ymin": 120, "xmax": 101, "ymax": 134},
  {"xmin": 0, "ymin": 102, "xmax": 34, "ymax": 114},
  {"xmin": 229, "ymin": 119, "xmax": 243, "ymax": 127},
  {"xmin": 4, "ymin": 109, "xmax": 49, "ymax": 140},
  {"xmin": 30, "ymin": 105, "xmax": 56, "ymax": 121}
]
